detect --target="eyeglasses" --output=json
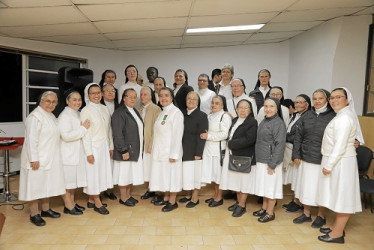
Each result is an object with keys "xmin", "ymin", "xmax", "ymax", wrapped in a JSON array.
[
  {"xmin": 125, "ymin": 95, "xmax": 137, "ymax": 100},
  {"xmin": 270, "ymin": 93, "xmax": 282, "ymax": 97},
  {"xmin": 329, "ymin": 95, "xmax": 346, "ymax": 101},
  {"xmin": 198, "ymin": 79, "xmax": 208, "ymax": 82},
  {"xmin": 89, "ymin": 91, "xmax": 101, "ymax": 96},
  {"xmin": 232, "ymin": 85, "xmax": 243, "ymax": 88},
  {"xmin": 237, "ymin": 107, "xmax": 249, "ymax": 110},
  {"xmin": 42, "ymin": 100, "xmax": 57, "ymax": 106},
  {"xmin": 104, "ymin": 90, "xmax": 116, "ymax": 93}
]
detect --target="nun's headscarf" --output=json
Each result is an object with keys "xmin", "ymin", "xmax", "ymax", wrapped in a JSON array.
[
  {"xmin": 296, "ymin": 94, "xmax": 311, "ymax": 111},
  {"xmin": 312, "ymin": 89, "xmax": 331, "ymax": 113},
  {"xmin": 268, "ymin": 86, "xmax": 285, "ymax": 104},
  {"xmin": 84, "ymin": 83, "xmax": 100, "ymax": 104},
  {"xmin": 341, "ymin": 87, "xmax": 365, "ymax": 145},
  {"xmin": 236, "ymin": 99, "xmax": 254, "ymax": 118},
  {"xmin": 265, "ymin": 97, "xmax": 283, "ymax": 121}
]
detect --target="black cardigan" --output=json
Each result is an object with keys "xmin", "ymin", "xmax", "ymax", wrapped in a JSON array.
[
  {"xmin": 227, "ymin": 116, "xmax": 258, "ymax": 165},
  {"xmin": 111, "ymin": 105, "xmax": 143, "ymax": 161},
  {"xmin": 182, "ymin": 108, "xmax": 209, "ymax": 161}
]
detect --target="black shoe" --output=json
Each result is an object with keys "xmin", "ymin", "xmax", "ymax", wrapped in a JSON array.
[
  {"xmin": 141, "ymin": 191, "xmax": 155, "ymax": 200},
  {"xmin": 311, "ymin": 216, "xmax": 326, "ymax": 228},
  {"xmin": 154, "ymin": 199, "xmax": 168, "ymax": 206},
  {"xmin": 162, "ymin": 202, "xmax": 178, "ymax": 212},
  {"xmin": 205, "ymin": 198, "xmax": 214, "ymax": 204},
  {"xmin": 129, "ymin": 196, "xmax": 138, "ymax": 204},
  {"xmin": 282, "ymin": 200, "xmax": 295, "ymax": 210},
  {"xmin": 103, "ymin": 192, "xmax": 117, "ymax": 200},
  {"xmin": 286, "ymin": 202, "xmax": 303, "ymax": 213},
  {"xmin": 179, "ymin": 197, "xmax": 191, "ymax": 203},
  {"xmin": 232, "ymin": 206, "xmax": 246, "ymax": 217},
  {"xmin": 253, "ymin": 208, "xmax": 266, "ymax": 217},
  {"xmin": 151, "ymin": 195, "xmax": 163, "ymax": 204},
  {"xmin": 228, "ymin": 201, "xmax": 239, "ymax": 211},
  {"xmin": 293, "ymin": 213, "xmax": 312, "ymax": 224},
  {"xmin": 30, "ymin": 214, "xmax": 46, "ymax": 226},
  {"xmin": 119, "ymin": 198, "xmax": 135, "ymax": 207},
  {"xmin": 208, "ymin": 199, "xmax": 223, "ymax": 207},
  {"xmin": 41, "ymin": 209, "xmax": 61, "ymax": 218},
  {"xmin": 87, "ymin": 202, "xmax": 107, "ymax": 208},
  {"xmin": 63, "ymin": 206, "xmax": 83, "ymax": 215},
  {"xmin": 223, "ymin": 192, "xmax": 236, "ymax": 200},
  {"xmin": 186, "ymin": 200, "xmax": 199, "ymax": 208},
  {"xmin": 320, "ymin": 228, "xmax": 345, "ymax": 237},
  {"xmin": 94, "ymin": 205, "xmax": 109, "ymax": 215},
  {"xmin": 318, "ymin": 234, "xmax": 344, "ymax": 244},
  {"xmin": 257, "ymin": 197, "xmax": 263, "ymax": 204},
  {"xmin": 75, "ymin": 203, "xmax": 85, "ymax": 211},
  {"xmin": 258, "ymin": 213, "xmax": 275, "ymax": 223}
]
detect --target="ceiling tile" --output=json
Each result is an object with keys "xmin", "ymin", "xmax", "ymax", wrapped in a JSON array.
[
  {"xmin": 0, "ymin": 22, "xmax": 98, "ymax": 38},
  {"xmin": 105, "ymin": 29, "xmax": 184, "ymax": 40},
  {"xmin": 30, "ymin": 34, "xmax": 108, "ymax": 44},
  {"xmin": 188, "ymin": 12, "xmax": 278, "ymax": 28},
  {"xmin": 0, "ymin": 0, "xmax": 70, "ymax": 7},
  {"xmin": 77, "ymin": 1, "xmax": 191, "ymax": 21},
  {"xmin": 247, "ymin": 31, "xmax": 302, "ymax": 41},
  {"xmin": 182, "ymin": 42, "xmax": 242, "ymax": 48},
  {"xmin": 0, "ymin": 3, "xmax": 7, "ymax": 8},
  {"xmin": 72, "ymin": 0, "xmax": 169, "ymax": 3},
  {"xmin": 191, "ymin": 0, "xmax": 296, "ymax": 15},
  {"xmin": 95, "ymin": 17, "xmax": 187, "ymax": 33},
  {"xmin": 112, "ymin": 36, "xmax": 182, "ymax": 47},
  {"xmin": 260, "ymin": 21, "xmax": 323, "ymax": 32},
  {"xmin": 288, "ymin": 0, "xmax": 373, "ymax": 10},
  {"xmin": 271, "ymin": 8, "xmax": 365, "ymax": 22},
  {"xmin": 77, "ymin": 40, "xmax": 118, "ymax": 49},
  {"xmin": 0, "ymin": 6, "xmax": 87, "ymax": 26},
  {"xmin": 244, "ymin": 38, "xmax": 286, "ymax": 44},
  {"xmin": 183, "ymin": 34, "xmax": 250, "ymax": 44},
  {"xmin": 117, "ymin": 44, "xmax": 181, "ymax": 51},
  {"xmin": 353, "ymin": 6, "xmax": 374, "ymax": 15}
]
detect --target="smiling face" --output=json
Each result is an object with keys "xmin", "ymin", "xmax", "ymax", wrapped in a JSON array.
[
  {"xmin": 329, "ymin": 89, "xmax": 348, "ymax": 112},
  {"xmin": 126, "ymin": 66, "xmax": 138, "ymax": 82},
  {"xmin": 66, "ymin": 92, "xmax": 82, "ymax": 111},
  {"xmin": 236, "ymin": 101, "xmax": 251, "ymax": 119},
  {"xmin": 140, "ymin": 88, "xmax": 152, "ymax": 105},
  {"xmin": 264, "ymin": 99, "xmax": 278, "ymax": 118},
  {"xmin": 40, "ymin": 93, "xmax": 57, "ymax": 113},
  {"xmin": 88, "ymin": 85, "xmax": 102, "ymax": 104},
  {"xmin": 186, "ymin": 92, "xmax": 199, "ymax": 110},
  {"xmin": 211, "ymin": 96, "xmax": 224, "ymax": 113},
  {"xmin": 294, "ymin": 96, "xmax": 309, "ymax": 114},
  {"xmin": 197, "ymin": 75, "xmax": 209, "ymax": 90},
  {"xmin": 154, "ymin": 78, "xmax": 165, "ymax": 94},
  {"xmin": 231, "ymin": 79, "xmax": 245, "ymax": 97},
  {"xmin": 221, "ymin": 68, "xmax": 233, "ymax": 82},
  {"xmin": 123, "ymin": 89, "xmax": 137, "ymax": 108},
  {"xmin": 174, "ymin": 71, "xmax": 186, "ymax": 86},
  {"xmin": 313, "ymin": 91, "xmax": 328, "ymax": 110},
  {"xmin": 146, "ymin": 67, "xmax": 158, "ymax": 83},
  {"xmin": 159, "ymin": 89, "xmax": 173, "ymax": 107},
  {"xmin": 102, "ymin": 84, "xmax": 116, "ymax": 102},
  {"xmin": 104, "ymin": 72, "xmax": 116, "ymax": 85},
  {"xmin": 269, "ymin": 88, "xmax": 283, "ymax": 101}
]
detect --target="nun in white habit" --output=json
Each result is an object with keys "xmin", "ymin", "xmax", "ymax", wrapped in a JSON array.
[{"xmin": 81, "ymin": 83, "xmax": 114, "ymax": 215}]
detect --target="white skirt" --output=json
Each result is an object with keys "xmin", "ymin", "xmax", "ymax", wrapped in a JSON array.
[
  {"xmin": 83, "ymin": 142, "xmax": 113, "ymax": 195},
  {"xmin": 182, "ymin": 160, "xmax": 203, "ymax": 190},
  {"xmin": 113, "ymin": 156, "xmax": 144, "ymax": 186},
  {"xmin": 201, "ymin": 154, "xmax": 222, "ymax": 184},
  {"xmin": 294, "ymin": 161, "xmax": 320, "ymax": 206},
  {"xmin": 219, "ymin": 150, "xmax": 254, "ymax": 194},
  {"xmin": 252, "ymin": 162, "xmax": 283, "ymax": 199},
  {"xmin": 63, "ymin": 148, "xmax": 87, "ymax": 189},
  {"xmin": 149, "ymin": 159, "xmax": 182, "ymax": 192},
  {"xmin": 143, "ymin": 151, "xmax": 152, "ymax": 182},
  {"xmin": 19, "ymin": 156, "xmax": 65, "ymax": 201},
  {"xmin": 282, "ymin": 146, "xmax": 298, "ymax": 191},
  {"xmin": 317, "ymin": 156, "xmax": 362, "ymax": 214}
]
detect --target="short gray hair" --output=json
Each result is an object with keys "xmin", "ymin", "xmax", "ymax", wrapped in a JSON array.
[{"xmin": 222, "ymin": 64, "xmax": 234, "ymax": 74}]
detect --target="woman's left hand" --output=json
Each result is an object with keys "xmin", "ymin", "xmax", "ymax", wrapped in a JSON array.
[
  {"xmin": 194, "ymin": 156, "xmax": 202, "ymax": 160},
  {"xmin": 322, "ymin": 167, "xmax": 331, "ymax": 176},
  {"xmin": 267, "ymin": 167, "xmax": 275, "ymax": 175},
  {"xmin": 109, "ymin": 150, "xmax": 114, "ymax": 158},
  {"xmin": 200, "ymin": 130, "xmax": 208, "ymax": 140},
  {"xmin": 169, "ymin": 158, "xmax": 176, "ymax": 163}
]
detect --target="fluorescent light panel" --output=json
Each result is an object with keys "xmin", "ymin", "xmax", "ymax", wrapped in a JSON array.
[{"xmin": 186, "ymin": 24, "xmax": 265, "ymax": 33}]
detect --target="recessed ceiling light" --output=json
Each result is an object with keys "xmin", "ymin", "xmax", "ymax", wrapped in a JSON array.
[{"xmin": 186, "ymin": 24, "xmax": 265, "ymax": 33}]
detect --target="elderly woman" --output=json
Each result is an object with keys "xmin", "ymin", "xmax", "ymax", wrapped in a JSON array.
[
  {"xmin": 112, "ymin": 88, "xmax": 144, "ymax": 207},
  {"xmin": 19, "ymin": 91, "xmax": 66, "ymax": 226},
  {"xmin": 253, "ymin": 98, "xmax": 286, "ymax": 223},
  {"xmin": 149, "ymin": 87, "xmax": 184, "ymax": 212},
  {"xmin": 118, "ymin": 65, "xmax": 142, "ymax": 105},
  {"xmin": 99, "ymin": 69, "xmax": 119, "ymax": 104},
  {"xmin": 217, "ymin": 64, "xmax": 234, "ymax": 100},
  {"xmin": 281, "ymin": 94, "xmax": 311, "ymax": 213},
  {"xmin": 81, "ymin": 83, "xmax": 114, "ymax": 215},
  {"xmin": 173, "ymin": 69, "xmax": 194, "ymax": 110},
  {"xmin": 257, "ymin": 86, "xmax": 290, "ymax": 126},
  {"xmin": 220, "ymin": 99, "xmax": 258, "ymax": 217},
  {"xmin": 179, "ymin": 92, "xmax": 208, "ymax": 208},
  {"xmin": 226, "ymin": 78, "xmax": 257, "ymax": 119},
  {"xmin": 317, "ymin": 88, "xmax": 363, "ymax": 244},
  {"xmin": 58, "ymin": 90, "xmax": 90, "ymax": 215},
  {"xmin": 197, "ymin": 73, "xmax": 216, "ymax": 115},
  {"xmin": 291, "ymin": 89, "xmax": 335, "ymax": 226},
  {"xmin": 200, "ymin": 95, "xmax": 232, "ymax": 207},
  {"xmin": 154, "ymin": 77, "xmax": 166, "ymax": 104}
]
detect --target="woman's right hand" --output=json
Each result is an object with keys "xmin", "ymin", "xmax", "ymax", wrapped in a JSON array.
[
  {"xmin": 81, "ymin": 119, "xmax": 90, "ymax": 129},
  {"xmin": 87, "ymin": 155, "xmax": 95, "ymax": 164},
  {"xmin": 294, "ymin": 158, "xmax": 301, "ymax": 165},
  {"xmin": 122, "ymin": 152, "xmax": 130, "ymax": 160},
  {"xmin": 30, "ymin": 161, "xmax": 40, "ymax": 170},
  {"xmin": 200, "ymin": 130, "xmax": 208, "ymax": 140}
]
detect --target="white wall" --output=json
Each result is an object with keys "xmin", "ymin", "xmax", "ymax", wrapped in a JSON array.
[{"xmin": 288, "ymin": 15, "xmax": 371, "ymax": 114}]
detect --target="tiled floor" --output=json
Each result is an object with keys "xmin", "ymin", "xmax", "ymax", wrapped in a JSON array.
[{"xmin": 0, "ymin": 175, "xmax": 374, "ymax": 250}]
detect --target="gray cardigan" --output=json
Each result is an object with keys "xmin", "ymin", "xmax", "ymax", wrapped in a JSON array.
[{"xmin": 255, "ymin": 114, "xmax": 286, "ymax": 169}]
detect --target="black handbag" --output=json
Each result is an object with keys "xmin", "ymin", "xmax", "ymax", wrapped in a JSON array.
[{"xmin": 228, "ymin": 154, "xmax": 252, "ymax": 173}]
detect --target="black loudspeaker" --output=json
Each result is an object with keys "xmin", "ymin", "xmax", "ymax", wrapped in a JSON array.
[{"xmin": 55, "ymin": 67, "xmax": 94, "ymax": 117}]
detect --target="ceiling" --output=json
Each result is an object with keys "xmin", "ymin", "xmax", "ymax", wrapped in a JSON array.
[{"xmin": 0, "ymin": 0, "xmax": 373, "ymax": 51}]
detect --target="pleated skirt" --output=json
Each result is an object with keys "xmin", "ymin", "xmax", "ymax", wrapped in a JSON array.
[{"xmin": 252, "ymin": 162, "xmax": 283, "ymax": 199}]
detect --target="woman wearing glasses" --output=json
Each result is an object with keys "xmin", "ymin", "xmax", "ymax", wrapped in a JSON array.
[
  {"xmin": 118, "ymin": 65, "xmax": 142, "ymax": 106},
  {"xmin": 19, "ymin": 91, "xmax": 66, "ymax": 226}
]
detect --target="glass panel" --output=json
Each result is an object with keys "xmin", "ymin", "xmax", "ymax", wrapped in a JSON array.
[
  {"xmin": 29, "ymin": 56, "xmax": 79, "ymax": 72},
  {"xmin": 28, "ymin": 88, "xmax": 59, "ymax": 103},
  {"xmin": 28, "ymin": 71, "xmax": 58, "ymax": 87},
  {"xmin": 28, "ymin": 104, "xmax": 38, "ymax": 114}
]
